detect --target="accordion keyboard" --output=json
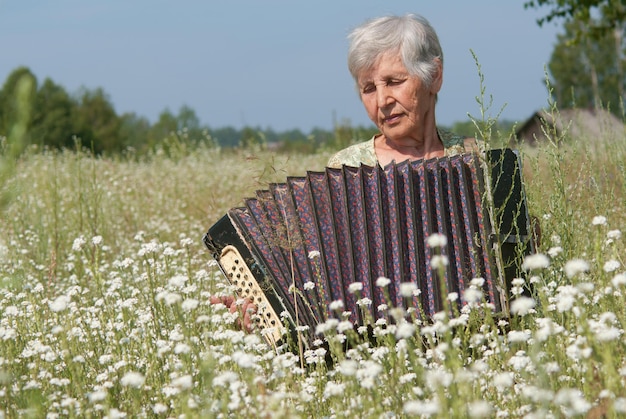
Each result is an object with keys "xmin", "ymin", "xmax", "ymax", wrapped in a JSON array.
[{"xmin": 219, "ymin": 245, "xmax": 284, "ymax": 345}]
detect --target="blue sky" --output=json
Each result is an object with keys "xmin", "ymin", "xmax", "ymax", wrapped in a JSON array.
[{"xmin": 0, "ymin": 1, "xmax": 560, "ymax": 132}]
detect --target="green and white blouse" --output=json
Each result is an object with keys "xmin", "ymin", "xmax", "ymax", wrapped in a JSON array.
[{"xmin": 327, "ymin": 129, "xmax": 467, "ymax": 168}]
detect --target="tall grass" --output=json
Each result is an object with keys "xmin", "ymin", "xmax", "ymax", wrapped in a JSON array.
[{"xmin": 1, "ymin": 114, "xmax": 626, "ymax": 417}]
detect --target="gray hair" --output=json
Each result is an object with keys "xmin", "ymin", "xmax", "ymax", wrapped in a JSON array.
[{"xmin": 347, "ymin": 14, "xmax": 443, "ymax": 87}]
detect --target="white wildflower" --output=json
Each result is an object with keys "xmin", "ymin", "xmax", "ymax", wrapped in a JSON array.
[
  {"xmin": 555, "ymin": 285, "xmax": 578, "ymax": 312},
  {"xmin": 510, "ymin": 296, "xmax": 536, "ymax": 316},
  {"xmin": 400, "ymin": 282, "xmax": 417, "ymax": 298},
  {"xmin": 564, "ymin": 259, "xmax": 589, "ymax": 278},
  {"xmin": 611, "ymin": 273, "xmax": 626, "ymax": 287},
  {"xmin": 168, "ymin": 275, "xmax": 188, "ymax": 288},
  {"xmin": 492, "ymin": 372, "xmax": 514, "ymax": 390},
  {"xmin": 92, "ymin": 235, "xmax": 103, "ymax": 246},
  {"xmin": 470, "ymin": 277, "xmax": 484, "ymax": 287},
  {"xmin": 348, "ymin": 282, "xmax": 363, "ymax": 294},
  {"xmin": 468, "ymin": 400, "xmax": 493, "ymax": 418},
  {"xmin": 72, "ymin": 236, "xmax": 86, "ymax": 251},
  {"xmin": 49, "ymin": 295, "xmax": 70, "ymax": 312},
  {"xmin": 427, "ymin": 233, "xmax": 447, "ymax": 248},
  {"xmin": 171, "ymin": 375, "xmax": 193, "ymax": 390},
  {"xmin": 88, "ymin": 389, "xmax": 107, "ymax": 403},
  {"xmin": 174, "ymin": 343, "xmax": 191, "ymax": 354},
  {"xmin": 462, "ymin": 288, "xmax": 483, "ymax": 304},
  {"xmin": 120, "ymin": 371, "xmax": 145, "ymax": 388},
  {"xmin": 109, "ymin": 408, "xmax": 128, "ymax": 419},
  {"xmin": 323, "ymin": 381, "xmax": 345, "ymax": 398},
  {"xmin": 607, "ymin": 229, "xmax": 622, "ymax": 240},
  {"xmin": 329, "ymin": 300, "xmax": 344, "ymax": 311},
  {"xmin": 213, "ymin": 371, "xmax": 238, "ymax": 387},
  {"xmin": 522, "ymin": 253, "xmax": 550, "ymax": 271},
  {"xmin": 336, "ymin": 359, "xmax": 358, "ymax": 376},
  {"xmin": 303, "ymin": 281, "xmax": 315, "ymax": 290},
  {"xmin": 603, "ymin": 260, "xmax": 620, "ymax": 273},
  {"xmin": 337, "ymin": 320, "xmax": 353, "ymax": 333},
  {"xmin": 404, "ymin": 399, "xmax": 440, "ymax": 415},
  {"xmin": 316, "ymin": 318, "xmax": 339, "ymax": 335},
  {"xmin": 395, "ymin": 322, "xmax": 415, "ymax": 339},
  {"xmin": 507, "ymin": 350, "xmax": 531, "ymax": 371},
  {"xmin": 181, "ymin": 298, "xmax": 199, "ymax": 311},
  {"xmin": 548, "ymin": 246, "xmax": 563, "ymax": 258},
  {"xmin": 376, "ymin": 276, "xmax": 391, "ymax": 287},
  {"xmin": 592, "ymin": 215, "xmax": 607, "ymax": 226},
  {"xmin": 554, "ymin": 388, "xmax": 591, "ymax": 417},
  {"xmin": 357, "ymin": 297, "xmax": 372, "ymax": 307},
  {"xmin": 425, "ymin": 369, "xmax": 453, "ymax": 390},
  {"xmin": 508, "ymin": 330, "xmax": 531, "ymax": 343},
  {"xmin": 232, "ymin": 351, "xmax": 257, "ymax": 368},
  {"xmin": 431, "ymin": 255, "xmax": 449, "ymax": 269},
  {"xmin": 152, "ymin": 403, "xmax": 168, "ymax": 414},
  {"xmin": 615, "ymin": 398, "xmax": 626, "ymax": 413},
  {"xmin": 308, "ymin": 250, "xmax": 320, "ymax": 259}
]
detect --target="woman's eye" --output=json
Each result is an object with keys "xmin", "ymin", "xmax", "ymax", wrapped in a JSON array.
[{"xmin": 361, "ymin": 85, "xmax": 375, "ymax": 94}]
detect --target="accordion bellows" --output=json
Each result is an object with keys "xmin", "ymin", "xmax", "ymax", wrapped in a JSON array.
[{"xmin": 204, "ymin": 149, "xmax": 532, "ymax": 346}]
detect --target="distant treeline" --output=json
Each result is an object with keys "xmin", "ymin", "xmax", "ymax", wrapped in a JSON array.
[{"xmin": 0, "ymin": 66, "xmax": 515, "ymax": 155}]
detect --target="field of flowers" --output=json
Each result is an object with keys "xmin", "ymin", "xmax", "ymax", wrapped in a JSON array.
[{"xmin": 1, "ymin": 120, "xmax": 626, "ymax": 417}]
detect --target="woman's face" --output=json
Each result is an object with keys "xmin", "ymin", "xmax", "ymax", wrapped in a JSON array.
[{"xmin": 357, "ymin": 52, "xmax": 442, "ymax": 143}]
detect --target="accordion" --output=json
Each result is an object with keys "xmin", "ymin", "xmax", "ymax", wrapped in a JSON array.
[{"xmin": 204, "ymin": 149, "xmax": 533, "ymax": 347}]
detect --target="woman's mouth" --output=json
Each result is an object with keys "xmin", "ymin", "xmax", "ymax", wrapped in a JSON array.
[{"xmin": 382, "ymin": 114, "xmax": 402, "ymax": 124}]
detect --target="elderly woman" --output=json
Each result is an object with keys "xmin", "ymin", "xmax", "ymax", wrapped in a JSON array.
[
  {"xmin": 328, "ymin": 14, "xmax": 475, "ymax": 169},
  {"xmin": 212, "ymin": 14, "xmax": 481, "ymax": 333}
]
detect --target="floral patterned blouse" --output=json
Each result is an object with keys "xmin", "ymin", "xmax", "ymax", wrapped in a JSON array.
[{"xmin": 327, "ymin": 129, "xmax": 467, "ymax": 168}]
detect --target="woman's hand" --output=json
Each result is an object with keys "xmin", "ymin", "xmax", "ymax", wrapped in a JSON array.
[{"xmin": 209, "ymin": 295, "xmax": 257, "ymax": 333}]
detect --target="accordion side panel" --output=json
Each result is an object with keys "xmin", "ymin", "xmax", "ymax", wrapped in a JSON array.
[
  {"xmin": 450, "ymin": 156, "xmax": 486, "ymax": 281},
  {"xmin": 343, "ymin": 166, "xmax": 376, "ymax": 321},
  {"xmin": 426, "ymin": 159, "xmax": 455, "ymax": 287},
  {"xmin": 462, "ymin": 154, "xmax": 500, "ymax": 310},
  {"xmin": 395, "ymin": 161, "xmax": 424, "ymax": 314},
  {"xmin": 326, "ymin": 168, "xmax": 362, "ymax": 323},
  {"xmin": 307, "ymin": 172, "xmax": 346, "ymax": 307},
  {"xmin": 413, "ymin": 163, "xmax": 440, "ymax": 317},
  {"xmin": 257, "ymin": 188, "xmax": 304, "ymax": 289},
  {"xmin": 250, "ymin": 192, "xmax": 325, "ymax": 339},
  {"xmin": 381, "ymin": 163, "xmax": 404, "ymax": 308},
  {"xmin": 246, "ymin": 197, "xmax": 295, "ymax": 292},
  {"xmin": 287, "ymin": 176, "xmax": 333, "ymax": 322},
  {"xmin": 245, "ymin": 197, "xmax": 319, "ymax": 333},
  {"xmin": 438, "ymin": 158, "xmax": 467, "ymax": 298},
  {"xmin": 271, "ymin": 183, "xmax": 326, "ymax": 326},
  {"xmin": 360, "ymin": 165, "xmax": 388, "ymax": 315},
  {"xmin": 227, "ymin": 207, "xmax": 298, "ymax": 320}
]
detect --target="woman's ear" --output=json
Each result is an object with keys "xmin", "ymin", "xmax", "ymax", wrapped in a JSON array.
[{"xmin": 430, "ymin": 58, "xmax": 443, "ymax": 94}]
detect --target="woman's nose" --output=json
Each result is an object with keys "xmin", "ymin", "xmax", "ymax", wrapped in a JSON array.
[{"xmin": 376, "ymin": 86, "xmax": 393, "ymax": 107}]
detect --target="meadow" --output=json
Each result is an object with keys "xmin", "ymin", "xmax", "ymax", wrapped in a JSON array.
[{"xmin": 1, "ymin": 111, "xmax": 626, "ymax": 418}]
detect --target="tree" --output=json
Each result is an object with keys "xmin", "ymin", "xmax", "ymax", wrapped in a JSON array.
[
  {"xmin": 30, "ymin": 78, "xmax": 77, "ymax": 149},
  {"xmin": 147, "ymin": 109, "xmax": 178, "ymax": 146},
  {"xmin": 73, "ymin": 87, "xmax": 122, "ymax": 153},
  {"xmin": 524, "ymin": 0, "xmax": 626, "ymax": 40},
  {"xmin": 118, "ymin": 112, "xmax": 151, "ymax": 152},
  {"xmin": 548, "ymin": 19, "xmax": 625, "ymax": 113}
]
